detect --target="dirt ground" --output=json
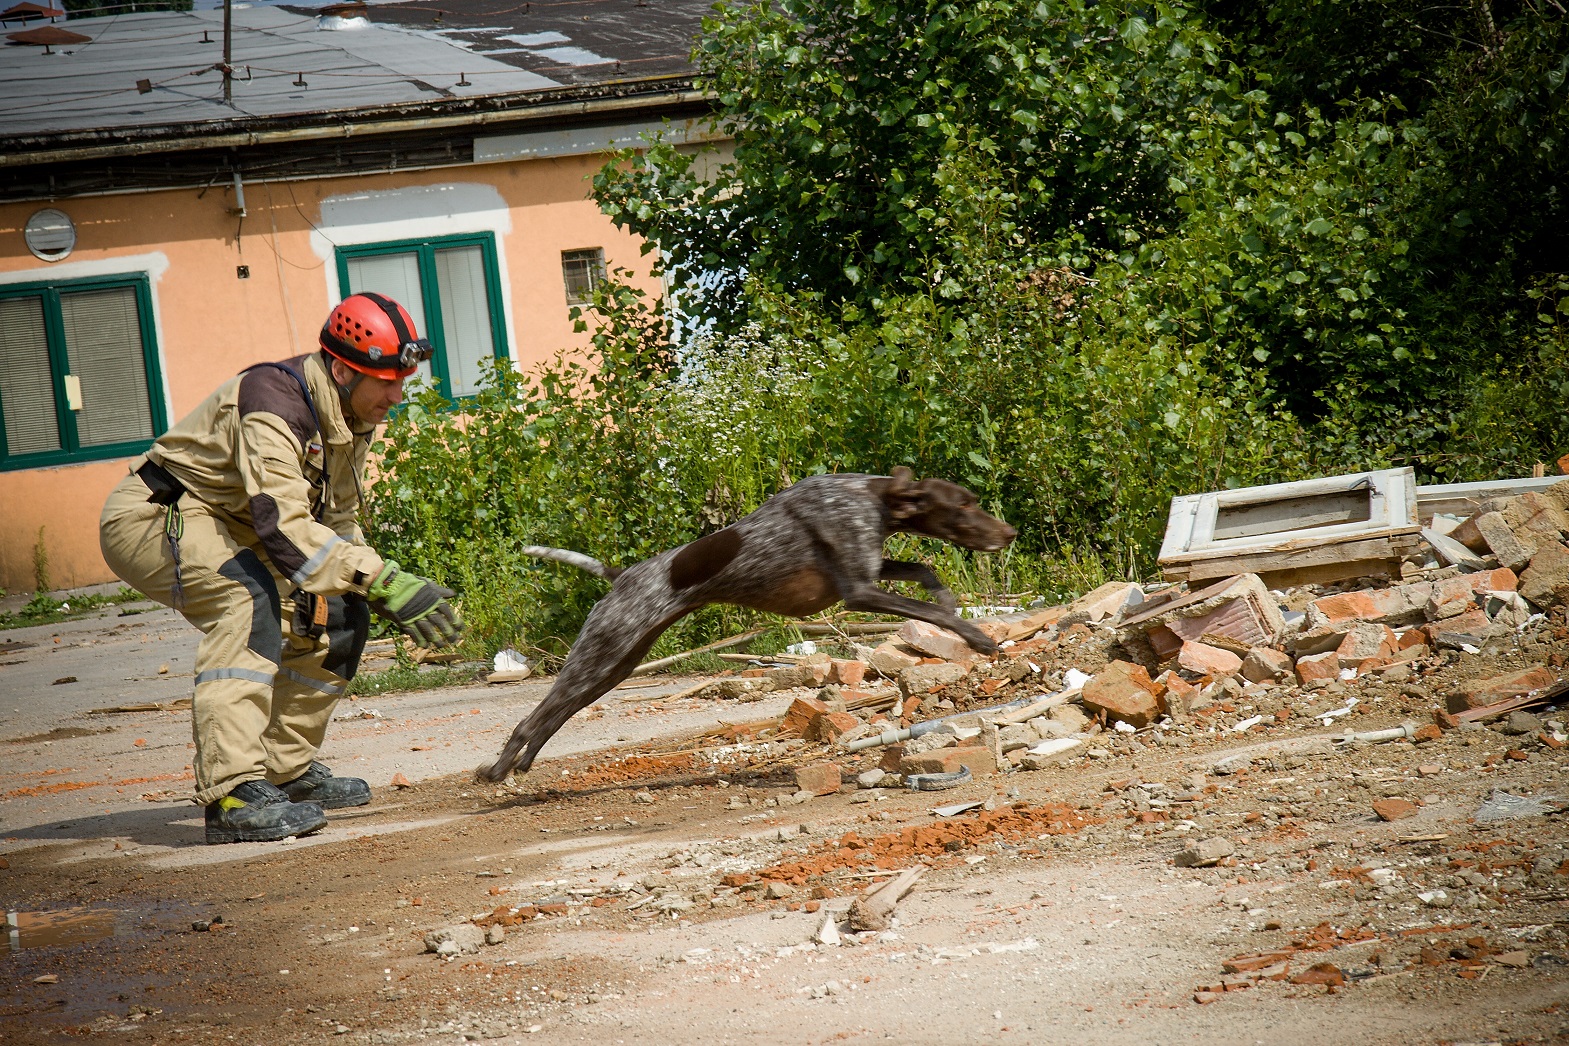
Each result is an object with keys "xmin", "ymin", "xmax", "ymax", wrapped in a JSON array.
[{"xmin": 2, "ymin": 596, "xmax": 1567, "ymax": 1046}]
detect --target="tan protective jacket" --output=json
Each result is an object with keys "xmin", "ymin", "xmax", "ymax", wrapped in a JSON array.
[{"xmin": 139, "ymin": 352, "xmax": 385, "ymax": 595}]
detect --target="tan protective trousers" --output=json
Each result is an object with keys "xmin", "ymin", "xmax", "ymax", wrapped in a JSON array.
[{"xmin": 100, "ymin": 471, "xmax": 368, "ymax": 805}]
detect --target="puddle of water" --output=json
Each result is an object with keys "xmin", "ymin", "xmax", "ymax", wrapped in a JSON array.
[
  {"xmin": 7, "ymin": 907, "xmax": 119, "ymax": 951},
  {"xmin": 6, "ymin": 899, "xmax": 206, "ymax": 952}
]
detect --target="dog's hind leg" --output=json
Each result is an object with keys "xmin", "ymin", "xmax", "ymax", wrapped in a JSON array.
[{"xmin": 476, "ymin": 606, "xmax": 683, "ymax": 782}]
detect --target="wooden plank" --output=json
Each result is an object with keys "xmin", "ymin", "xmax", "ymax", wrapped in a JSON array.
[
  {"xmin": 1163, "ymin": 530, "xmax": 1421, "ymax": 578},
  {"xmin": 1415, "ymin": 476, "xmax": 1563, "ymax": 523}
]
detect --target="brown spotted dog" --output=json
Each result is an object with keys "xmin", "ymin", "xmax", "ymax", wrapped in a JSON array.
[{"xmin": 476, "ymin": 468, "xmax": 1016, "ymax": 782}]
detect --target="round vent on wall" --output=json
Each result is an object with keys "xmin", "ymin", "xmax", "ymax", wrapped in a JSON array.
[{"xmin": 25, "ymin": 208, "xmax": 75, "ymax": 262}]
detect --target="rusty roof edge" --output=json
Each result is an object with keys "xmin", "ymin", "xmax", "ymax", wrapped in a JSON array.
[{"xmin": 0, "ymin": 77, "xmax": 711, "ymax": 169}]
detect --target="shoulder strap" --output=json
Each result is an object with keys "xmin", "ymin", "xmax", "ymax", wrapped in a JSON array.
[{"xmin": 241, "ymin": 362, "xmax": 329, "ymax": 521}]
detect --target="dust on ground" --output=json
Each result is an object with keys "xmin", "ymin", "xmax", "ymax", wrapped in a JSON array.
[{"xmin": 1, "ymin": 598, "xmax": 1567, "ymax": 1045}]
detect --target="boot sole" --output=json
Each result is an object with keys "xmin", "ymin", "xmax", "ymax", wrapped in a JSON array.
[
  {"xmin": 205, "ymin": 810, "xmax": 328, "ymax": 844},
  {"xmin": 316, "ymin": 793, "xmax": 371, "ymax": 810}
]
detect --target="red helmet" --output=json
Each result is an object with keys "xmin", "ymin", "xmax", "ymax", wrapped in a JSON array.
[{"xmin": 319, "ymin": 292, "xmax": 432, "ymax": 380}]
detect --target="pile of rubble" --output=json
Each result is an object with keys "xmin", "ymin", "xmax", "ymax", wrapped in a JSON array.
[{"xmin": 710, "ymin": 477, "xmax": 1569, "ymax": 797}]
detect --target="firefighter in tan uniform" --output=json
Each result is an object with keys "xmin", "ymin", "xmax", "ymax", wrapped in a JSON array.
[{"xmin": 100, "ymin": 293, "xmax": 462, "ymax": 844}]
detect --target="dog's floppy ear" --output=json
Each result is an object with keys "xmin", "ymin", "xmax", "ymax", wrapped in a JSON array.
[{"xmin": 883, "ymin": 466, "xmax": 927, "ymax": 522}]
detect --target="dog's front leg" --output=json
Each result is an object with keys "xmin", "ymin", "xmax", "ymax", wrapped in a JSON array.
[
  {"xmin": 879, "ymin": 559, "xmax": 957, "ymax": 610},
  {"xmin": 838, "ymin": 583, "xmax": 998, "ymax": 655}
]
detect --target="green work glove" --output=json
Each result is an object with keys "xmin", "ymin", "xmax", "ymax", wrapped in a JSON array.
[{"xmin": 367, "ymin": 562, "xmax": 463, "ymax": 649}]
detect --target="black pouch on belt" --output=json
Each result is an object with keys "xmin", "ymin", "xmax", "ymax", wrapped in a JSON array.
[
  {"xmin": 290, "ymin": 589, "xmax": 328, "ymax": 640},
  {"xmin": 137, "ymin": 460, "xmax": 187, "ymax": 505}
]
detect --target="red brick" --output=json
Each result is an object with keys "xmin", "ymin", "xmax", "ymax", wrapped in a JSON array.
[
  {"xmin": 1308, "ymin": 584, "xmax": 1429, "ymax": 627},
  {"xmin": 829, "ymin": 659, "xmax": 868, "ymax": 687},
  {"xmin": 879, "ymin": 745, "xmax": 906, "ymax": 773},
  {"xmin": 1290, "ymin": 963, "xmax": 1346, "ymax": 987},
  {"xmin": 899, "ymin": 745, "xmax": 997, "ymax": 777},
  {"xmin": 898, "ymin": 619, "xmax": 977, "ymax": 662},
  {"xmin": 1336, "ymin": 623, "xmax": 1399, "ymax": 662},
  {"xmin": 1372, "ymin": 798, "xmax": 1418, "ymax": 821},
  {"xmin": 1457, "ymin": 665, "xmax": 1558, "ymax": 710},
  {"xmin": 794, "ymin": 763, "xmax": 842, "ymax": 795},
  {"xmin": 1157, "ymin": 671, "xmax": 1199, "ymax": 714},
  {"xmin": 804, "ymin": 711, "xmax": 861, "ymax": 742},
  {"xmin": 1541, "ymin": 731, "xmax": 1565, "ymax": 750},
  {"xmin": 1178, "ymin": 641, "xmax": 1243, "ymax": 678},
  {"xmin": 1082, "ymin": 660, "xmax": 1163, "ymax": 728},
  {"xmin": 1295, "ymin": 650, "xmax": 1341, "ymax": 684},
  {"xmin": 781, "ymin": 695, "xmax": 829, "ymax": 735},
  {"xmin": 1412, "ymin": 724, "xmax": 1443, "ymax": 744},
  {"xmin": 1240, "ymin": 647, "xmax": 1293, "ymax": 684},
  {"xmin": 1400, "ymin": 625, "xmax": 1435, "ymax": 650}
]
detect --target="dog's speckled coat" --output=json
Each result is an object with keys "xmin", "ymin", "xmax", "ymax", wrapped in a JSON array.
[{"xmin": 477, "ymin": 469, "xmax": 1017, "ymax": 782}]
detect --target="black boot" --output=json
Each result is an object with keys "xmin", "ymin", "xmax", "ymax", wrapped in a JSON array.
[
  {"xmin": 205, "ymin": 780, "xmax": 327, "ymax": 844},
  {"xmin": 279, "ymin": 761, "xmax": 371, "ymax": 809}
]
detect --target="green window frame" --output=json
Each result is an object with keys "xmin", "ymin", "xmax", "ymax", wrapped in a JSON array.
[
  {"xmin": 334, "ymin": 233, "xmax": 509, "ymax": 401},
  {"xmin": 0, "ymin": 273, "xmax": 167, "ymax": 472}
]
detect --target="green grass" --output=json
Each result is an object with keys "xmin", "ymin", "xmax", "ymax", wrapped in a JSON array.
[{"xmin": 0, "ymin": 587, "xmax": 147, "ymax": 631}]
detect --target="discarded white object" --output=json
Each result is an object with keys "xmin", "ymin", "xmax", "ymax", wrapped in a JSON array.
[
  {"xmin": 1231, "ymin": 715, "xmax": 1263, "ymax": 732},
  {"xmin": 1334, "ymin": 722, "xmax": 1417, "ymax": 745},
  {"xmin": 1113, "ymin": 720, "xmax": 1137, "ymax": 734},
  {"xmin": 493, "ymin": 648, "xmax": 530, "ymax": 673},
  {"xmin": 815, "ymin": 914, "xmax": 841, "ymax": 947},
  {"xmin": 931, "ymin": 800, "xmax": 985, "ymax": 818},
  {"xmin": 1064, "ymin": 668, "xmax": 1092, "ymax": 689},
  {"xmin": 1474, "ymin": 790, "xmax": 1562, "ymax": 823},
  {"xmin": 1317, "ymin": 697, "xmax": 1359, "ymax": 723},
  {"xmin": 1025, "ymin": 738, "xmax": 1082, "ymax": 758},
  {"xmin": 1338, "ymin": 667, "xmax": 1358, "ymax": 681},
  {"xmin": 335, "ymin": 707, "xmax": 382, "ymax": 720},
  {"xmin": 786, "ymin": 640, "xmax": 818, "ymax": 656}
]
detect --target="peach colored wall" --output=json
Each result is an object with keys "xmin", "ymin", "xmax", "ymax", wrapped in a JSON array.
[{"xmin": 0, "ymin": 151, "xmax": 662, "ymax": 594}]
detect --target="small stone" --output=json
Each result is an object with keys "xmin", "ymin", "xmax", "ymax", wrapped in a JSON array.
[
  {"xmin": 390, "ymin": 773, "xmax": 412, "ymax": 789},
  {"xmin": 1174, "ymin": 837, "xmax": 1235, "ymax": 868},
  {"xmin": 1418, "ymin": 764, "xmax": 1443, "ymax": 777},
  {"xmin": 424, "ymin": 924, "xmax": 485, "ymax": 956},
  {"xmin": 1494, "ymin": 950, "xmax": 1530, "ymax": 969},
  {"xmin": 485, "ymin": 924, "xmax": 505, "ymax": 946},
  {"xmin": 1502, "ymin": 710, "xmax": 1544, "ymax": 736}
]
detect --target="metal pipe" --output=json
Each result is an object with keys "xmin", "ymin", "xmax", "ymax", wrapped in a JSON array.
[
  {"xmin": 223, "ymin": 0, "xmax": 232, "ymax": 105},
  {"xmin": 841, "ymin": 695, "xmax": 1038, "ymax": 753},
  {"xmin": 1332, "ymin": 722, "xmax": 1418, "ymax": 745},
  {"xmin": 230, "ymin": 170, "xmax": 246, "ymax": 216}
]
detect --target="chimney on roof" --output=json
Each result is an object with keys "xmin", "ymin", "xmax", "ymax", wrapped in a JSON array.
[{"xmin": 318, "ymin": 1, "xmax": 369, "ymax": 30}]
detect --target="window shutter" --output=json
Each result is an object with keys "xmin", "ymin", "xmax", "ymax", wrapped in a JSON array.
[
  {"xmin": 0, "ymin": 295, "xmax": 62, "ymax": 456},
  {"xmin": 434, "ymin": 245, "xmax": 496, "ymax": 398},
  {"xmin": 60, "ymin": 286, "xmax": 154, "ymax": 447}
]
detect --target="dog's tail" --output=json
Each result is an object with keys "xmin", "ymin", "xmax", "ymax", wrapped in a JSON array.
[{"xmin": 521, "ymin": 545, "xmax": 622, "ymax": 580}]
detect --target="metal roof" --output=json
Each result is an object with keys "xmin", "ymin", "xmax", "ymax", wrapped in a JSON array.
[{"xmin": 0, "ymin": 0, "xmax": 710, "ymax": 150}]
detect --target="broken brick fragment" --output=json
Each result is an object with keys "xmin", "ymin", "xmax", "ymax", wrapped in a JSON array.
[
  {"xmin": 899, "ymin": 745, "xmax": 997, "ymax": 777},
  {"xmin": 1081, "ymin": 660, "xmax": 1162, "ymax": 728},
  {"xmin": 1178, "ymin": 640, "xmax": 1243, "ymax": 679},
  {"xmin": 1289, "ymin": 963, "xmax": 1345, "ymax": 988},
  {"xmin": 781, "ymin": 695, "xmax": 829, "ymax": 735},
  {"xmin": 1372, "ymin": 797, "xmax": 1419, "ymax": 821},
  {"xmin": 794, "ymin": 763, "xmax": 842, "ymax": 796}
]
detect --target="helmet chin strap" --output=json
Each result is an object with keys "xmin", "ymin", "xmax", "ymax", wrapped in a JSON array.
[{"xmin": 328, "ymin": 356, "xmax": 367, "ymax": 421}]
